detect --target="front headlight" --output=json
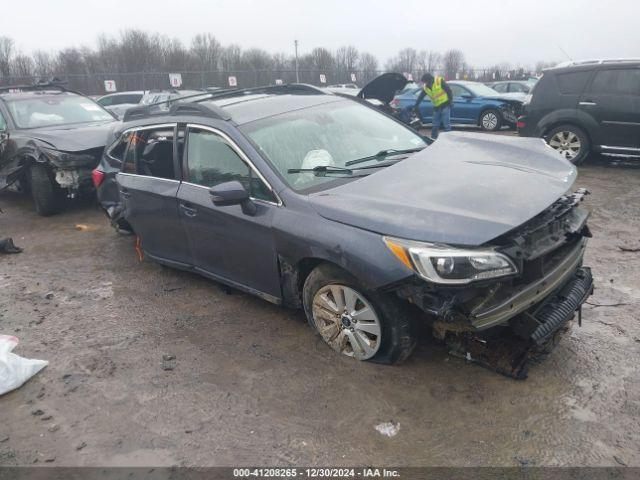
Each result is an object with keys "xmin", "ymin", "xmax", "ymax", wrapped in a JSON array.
[{"xmin": 383, "ymin": 236, "xmax": 518, "ymax": 285}]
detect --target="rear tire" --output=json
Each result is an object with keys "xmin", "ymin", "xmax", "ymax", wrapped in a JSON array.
[
  {"xmin": 302, "ymin": 264, "xmax": 416, "ymax": 364},
  {"xmin": 28, "ymin": 164, "xmax": 66, "ymax": 216},
  {"xmin": 545, "ymin": 124, "xmax": 590, "ymax": 165},
  {"xmin": 479, "ymin": 109, "xmax": 502, "ymax": 131}
]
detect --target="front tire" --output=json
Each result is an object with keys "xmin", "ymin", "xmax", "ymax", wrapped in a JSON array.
[
  {"xmin": 302, "ymin": 264, "xmax": 416, "ymax": 364},
  {"xmin": 479, "ymin": 108, "xmax": 502, "ymax": 131},
  {"xmin": 546, "ymin": 124, "xmax": 590, "ymax": 165},
  {"xmin": 28, "ymin": 164, "xmax": 66, "ymax": 216}
]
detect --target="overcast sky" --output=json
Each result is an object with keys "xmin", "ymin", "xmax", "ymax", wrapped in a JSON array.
[{"xmin": 6, "ymin": 0, "xmax": 640, "ymax": 67}]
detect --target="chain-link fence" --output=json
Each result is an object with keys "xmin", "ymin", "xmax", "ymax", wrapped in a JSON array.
[{"xmin": 0, "ymin": 68, "xmax": 537, "ymax": 95}]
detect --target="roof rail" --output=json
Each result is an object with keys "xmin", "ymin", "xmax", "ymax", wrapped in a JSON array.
[
  {"xmin": 552, "ymin": 58, "xmax": 640, "ymax": 69},
  {"xmin": 0, "ymin": 79, "xmax": 81, "ymax": 95},
  {"xmin": 122, "ymin": 83, "xmax": 326, "ymax": 122}
]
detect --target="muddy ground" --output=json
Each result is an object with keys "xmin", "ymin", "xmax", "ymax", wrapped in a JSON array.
[{"xmin": 0, "ymin": 153, "xmax": 639, "ymax": 468}]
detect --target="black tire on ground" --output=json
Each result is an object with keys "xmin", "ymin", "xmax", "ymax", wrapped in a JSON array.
[
  {"xmin": 545, "ymin": 124, "xmax": 590, "ymax": 165},
  {"xmin": 28, "ymin": 164, "xmax": 66, "ymax": 216},
  {"xmin": 479, "ymin": 108, "xmax": 502, "ymax": 131},
  {"xmin": 302, "ymin": 263, "xmax": 416, "ymax": 364}
]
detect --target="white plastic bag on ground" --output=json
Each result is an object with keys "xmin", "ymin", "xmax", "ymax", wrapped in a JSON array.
[{"xmin": 0, "ymin": 335, "xmax": 48, "ymax": 396}]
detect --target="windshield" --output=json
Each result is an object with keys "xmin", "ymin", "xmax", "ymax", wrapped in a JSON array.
[
  {"xmin": 241, "ymin": 100, "xmax": 427, "ymax": 191},
  {"xmin": 6, "ymin": 94, "xmax": 113, "ymax": 128},
  {"xmin": 464, "ymin": 83, "xmax": 501, "ymax": 97}
]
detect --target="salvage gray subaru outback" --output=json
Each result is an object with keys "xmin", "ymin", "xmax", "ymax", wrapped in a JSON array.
[{"xmin": 95, "ymin": 84, "xmax": 593, "ymax": 377}]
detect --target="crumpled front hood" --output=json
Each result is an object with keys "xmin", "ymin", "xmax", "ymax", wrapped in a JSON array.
[
  {"xmin": 308, "ymin": 132, "xmax": 576, "ymax": 246},
  {"xmin": 29, "ymin": 121, "xmax": 116, "ymax": 152},
  {"xmin": 481, "ymin": 92, "xmax": 527, "ymax": 103}
]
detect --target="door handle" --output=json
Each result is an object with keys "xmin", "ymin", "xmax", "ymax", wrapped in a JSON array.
[
  {"xmin": 119, "ymin": 187, "xmax": 131, "ymax": 198},
  {"xmin": 179, "ymin": 202, "xmax": 197, "ymax": 218},
  {"xmin": 579, "ymin": 101, "xmax": 597, "ymax": 106}
]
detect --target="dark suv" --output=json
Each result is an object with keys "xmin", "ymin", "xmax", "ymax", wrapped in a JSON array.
[
  {"xmin": 517, "ymin": 59, "xmax": 640, "ymax": 164},
  {"xmin": 94, "ymin": 85, "xmax": 593, "ymax": 376},
  {"xmin": 0, "ymin": 83, "xmax": 116, "ymax": 215}
]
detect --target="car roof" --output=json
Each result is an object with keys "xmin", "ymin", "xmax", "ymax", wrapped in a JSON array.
[
  {"xmin": 207, "ymin": 93, "xmax": 345, "ymax": 125},
  {"xmin": 0, "ymin": 90, "xmax": 81, "ymax": 101},
  {"xmin": 545, "ymin": 58, "xmax": 640, "ymax": 73},
  {"xmin": 121, "ymin": 85, "xmax": 350, "ymax": 125}
]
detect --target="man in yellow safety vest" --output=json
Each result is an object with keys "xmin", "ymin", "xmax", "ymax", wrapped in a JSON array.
[{"xmin": 413, "ymin": 73, "xmax": 454, "ymax": 139}]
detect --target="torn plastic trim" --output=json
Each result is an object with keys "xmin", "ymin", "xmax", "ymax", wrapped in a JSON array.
[{"xmin": 470, "ymin": 237, "xmax": 588, "ymax": 330}]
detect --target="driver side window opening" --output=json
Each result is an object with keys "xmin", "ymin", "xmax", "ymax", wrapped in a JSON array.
[{"xmin": 185, "ymin": 127, "xmax": 275, "ymax": 202}]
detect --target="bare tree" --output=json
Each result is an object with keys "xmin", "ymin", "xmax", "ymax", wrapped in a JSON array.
[
  {"xmin": 11, "ymin": 54, "xmax": 33, "ymax": 77},
  {"xmin": 220, "ymin": 44, "xmax": 242, "ymax": 71},
  {"xmin": 441, "ymin": 49, "xmax": 464, "ymax": 79},
  {"xmin": 386, "ymin": 47, "xmax": 419, "ymax": 74},
  {"xmin": 358, "ymin": 52, "xmax": 378, "ymax": 82},
  {"xmin": 0, "ymin": 36, "xmax": 14, "ymax": 78},
  {"xmin": 32, "ymin": 50, "xmax": 54, "ymax": 77},
  {"xmin": 191, "ymin": 33, "xmax": 222, "ymax": 71}
]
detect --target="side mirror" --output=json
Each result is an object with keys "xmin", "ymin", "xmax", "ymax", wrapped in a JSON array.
[{"xmin": 209, "ymin": 180, "xmax": 256, "ymax": 215}]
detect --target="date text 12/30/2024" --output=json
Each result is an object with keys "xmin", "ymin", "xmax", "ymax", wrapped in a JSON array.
[{"xmin": 233, "ymin": 468, "xmax": 400, "ymax": 478}]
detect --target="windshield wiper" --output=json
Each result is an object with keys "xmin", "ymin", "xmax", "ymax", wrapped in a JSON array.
[
  {"xmin": 345, "ymin": 147, "xmax": 425, "ymax": 167},
  {"xmin": 287, "ymin": 165, "xmax": 354, "ymax": 176}
]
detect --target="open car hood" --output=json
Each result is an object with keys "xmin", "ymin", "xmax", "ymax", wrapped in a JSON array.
[
  {"xmin": 357, "ymin": 73, "xmax": 408, "ymax": 105},
  {"xmin": 309, "ymin": 132, "xmax": 576, "ymax": 246}
]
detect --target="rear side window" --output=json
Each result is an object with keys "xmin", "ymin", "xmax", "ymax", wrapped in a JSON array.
[
  {"xmin": 588, "ymin": 69, "xmax": 640, "ymax": 96},
  {"xmin": 492, "ymin": 83, "xmax": 508, "ymax": 93},
  {"xmin": 0, "ymin": 110, "xmax": 6, "ymax": 130},
  {"xmin": 106, "ymin": 132, "xmax": 132, "ymax": 167},
  {"xmin": 121, "ymin": 127, "xmax": 177, "ymax": 180},
  {"xmin": 185, "ymin": 127, "xmax": 275, "ymax": 202},
  {"xmin": 555, "ymin": 71, "xmax": 591, "ymax": 94}
]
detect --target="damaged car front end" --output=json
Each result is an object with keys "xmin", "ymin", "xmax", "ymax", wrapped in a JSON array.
[
  {"xmin": 389, "ymin": 189, "xmax": 592, "ymax": 377},
  {"xmin": 0, "ymin": 84, "xmax": 116, "ymax": 215}
]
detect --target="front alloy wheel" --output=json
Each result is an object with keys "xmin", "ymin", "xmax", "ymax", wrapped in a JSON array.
[
  {"xmin": 312, "ymin": 285, "xmax": 382, "ymax": 360},
  {"xmin": 548, "ymin": 130, "xmax": 581, "ymax": 161},
  {"xmin": 480, "ymin": 109, "xmax": 502, "ymax": 131}
]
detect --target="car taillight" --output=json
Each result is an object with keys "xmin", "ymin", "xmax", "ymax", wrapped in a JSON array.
[
  {"xmin": 516, "ymin": 119, "xmax": 526, "ymax": 129},
  {"xmin": 92, "ymin": 169, "xmax": 105, "ymax": 188}
]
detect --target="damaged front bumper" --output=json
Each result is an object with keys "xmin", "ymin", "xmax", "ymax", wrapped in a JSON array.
[{"xmin": 471, "ymin": 238, "xmax": 589, "ymax": 330}]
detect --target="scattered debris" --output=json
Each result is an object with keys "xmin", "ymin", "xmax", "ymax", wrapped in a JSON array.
[
  {"xmin": 44, "ymin": 456, "xmax": 55, "ymax": 463},
  {"xmin": 0, "ymin": 435, "xmax": 8, "ymax": 443},
  {"xmin": 163, "ymin": 286, "xmax": 184, "ymax": 292},
  {"xmin": 76, "ymin": 441, "xmax": 87, "ymax": 451},
  {"xmin": 45, "ymin": 293, "xmax": 54, "ymax": 300},
  {"xmin": 0, "ymin": 237, "xmax": 22, "ymax": 254},
  {"xmin": 0, "ymin": 335, "xmax": 48, "ymax": 396},
  {"xmin": 586, "ymin": 301, "xmax": 630, "ymax": 308},
  {"xmin": 74, "ymin": 224, "xmax": 97, "ymax": 232},
  {"xmin": 31, "ymin": 409, "xmax": 44, "ymax": 416},
  {"xmin": 162, "ymin": 354, "xmax": 176, "ymax": 371},
  {"xmin": 374, "ymin": 421, "xmax": 400, "ymax": 437},
  {"xmin": 614, "ymin": 455, "xmax": 627, "ymax": 466},
  {"xmin": 48, "ymin": 424, "xmax": 59, "ymax": 433},
  {"xmin": 617, "ymin": 245, "xmax": 640, "ymax": 253},
  {"xmin": 514, "ymin": 456, "xmax": 536, "ymax": 466},
  {"xmin": 40, "ymin": 415, "xmax": 52, "ymax": 421}
]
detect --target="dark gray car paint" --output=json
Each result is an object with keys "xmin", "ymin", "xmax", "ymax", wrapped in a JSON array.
[
  {"xmin": 308, "ymin": 131, "xmax": 575, "ymax": 246},
  {"xmin": 100, "ymin": 101, "xmax": 577, "ymax": 305}
]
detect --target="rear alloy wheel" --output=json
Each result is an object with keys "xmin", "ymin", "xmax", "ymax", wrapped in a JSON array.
[
  {"xmin": 303, "ymin": 264, "xmax": 416, "ymax": 364},
  {"xmin": 546, "ymin": 124, "xmax": 590, "ymax": 165},
  {"xmin": 479, "ymin": 109, "xmax": 502, "ymax": 131}
]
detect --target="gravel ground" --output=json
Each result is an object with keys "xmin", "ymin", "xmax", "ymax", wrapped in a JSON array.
[{"xmin": 0, "ymin": 153, "xmax": 639, "ymax": 468}]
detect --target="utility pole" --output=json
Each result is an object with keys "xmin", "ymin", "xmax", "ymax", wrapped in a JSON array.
[{"xmin": 294, "ymin": 39, "xmax": 299, "ymax": 83}]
